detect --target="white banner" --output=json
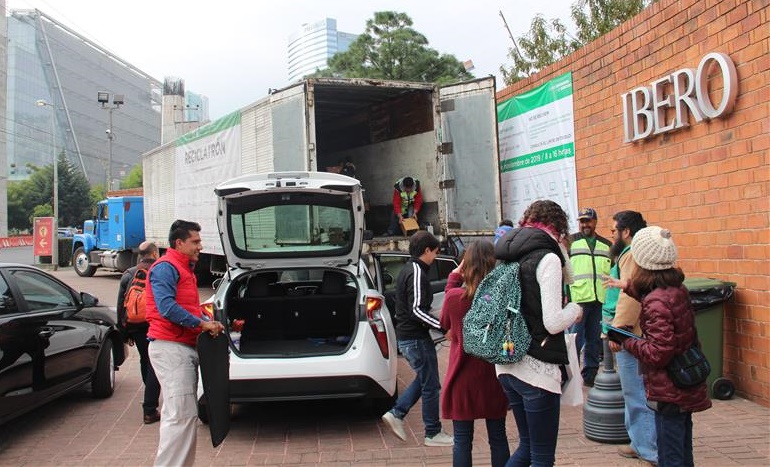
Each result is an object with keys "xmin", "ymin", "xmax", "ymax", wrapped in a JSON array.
[
  {"xmin": 497, "ymin": 73, "xmax": 579, "ymax": 231},
  {"xmin": 174, "ymin": 112, "xmax": 241, "ymax": 255}
]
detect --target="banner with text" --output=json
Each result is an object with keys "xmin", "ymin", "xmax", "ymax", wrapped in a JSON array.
[
  {"xmin": 175, "ymin": 112, "xmax": 241, "ymax": 255},
  {"xmin": 33, "ymin": 217, "xmax": 53, "ymax": 257},
  {"xmin": 497, "ymin": 72, "xmax": 579, "ymax": 231}
]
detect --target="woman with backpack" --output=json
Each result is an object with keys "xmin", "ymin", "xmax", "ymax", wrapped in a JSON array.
[
  {"xmin": 493, "ymin": 200, "xmax": 583, "ymax": 467},
  {"xmin": 440, "ymin": 241, "xmax": 510, "ymax": 467}
]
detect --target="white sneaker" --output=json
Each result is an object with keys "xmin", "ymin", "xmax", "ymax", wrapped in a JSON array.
[
  {"xmin": 424, "ymin": 431, "xmax": 454, "ymax": 447},
  {"xmin": 381, "ymin": 411, "xmax": 407, "ymax": 441}
]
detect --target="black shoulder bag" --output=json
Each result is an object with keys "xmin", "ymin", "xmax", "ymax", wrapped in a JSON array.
[{"xmin": 666, "ymin": 329, "xmax": 711, "ymax": 389}]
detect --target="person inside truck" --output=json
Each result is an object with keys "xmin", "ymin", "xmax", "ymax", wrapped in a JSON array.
[{"xmin": 385, "ymin": 176, "xmax": 423, "ymax": 236}]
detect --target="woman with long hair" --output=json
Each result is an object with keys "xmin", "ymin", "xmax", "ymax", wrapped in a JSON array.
[
  {"xmin": 494, "ymin": 199, "xmax": 582, "ymax": 467},
  {"xmin": 440, "ymin": 240, "xmax": 510, "ymax": 467},
  {"xmin": 605, "ymin": 226, "xmax": 711, "ymax": 466}
]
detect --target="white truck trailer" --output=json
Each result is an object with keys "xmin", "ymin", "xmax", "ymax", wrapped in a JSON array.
[{"xmin": 142, "ymin": 77, "xmax": 501, "ymax": 274}]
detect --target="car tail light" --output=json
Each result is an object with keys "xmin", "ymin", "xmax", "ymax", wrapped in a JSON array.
[
  {"xmin": 366, "ymin": 296, "xmax": 389, "ymax": 359},
  {"xmin": 200, "ymin": 302, "xmax": 215, "ymax": 320}
]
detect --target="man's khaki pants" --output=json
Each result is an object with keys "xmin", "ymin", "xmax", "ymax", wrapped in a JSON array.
[{"xmin": 149, "ymin": 339, "xmax": 199, "ymax": 467}]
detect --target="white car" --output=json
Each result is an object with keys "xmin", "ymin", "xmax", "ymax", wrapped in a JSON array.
[{"xmin": 199, "ymin": 172, "xmax": 398, "ymax": 430}]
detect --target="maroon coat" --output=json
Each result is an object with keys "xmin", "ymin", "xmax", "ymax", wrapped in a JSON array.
[
  {"xmin": 624, "ymin": 285, "xmax": 712, "ymax": 413},
  {"xmin": 440, "ymin": 272, "xmax": 509, "ymax": 421}
]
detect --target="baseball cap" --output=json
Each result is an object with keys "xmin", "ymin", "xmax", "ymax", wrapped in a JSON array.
[{"xmin": 577, "ymin": 207, "xmax": 597, "ymax": 220}]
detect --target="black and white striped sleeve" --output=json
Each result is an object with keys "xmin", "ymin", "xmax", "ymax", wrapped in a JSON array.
[{"xmin": 409, "ymin": 262, "xmax": 441, "ymax": 329}]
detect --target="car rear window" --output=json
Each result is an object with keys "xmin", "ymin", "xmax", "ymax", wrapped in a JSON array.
[{"xmin": 226, "ymin": 191, "xmax": 354, "ymax": 258}]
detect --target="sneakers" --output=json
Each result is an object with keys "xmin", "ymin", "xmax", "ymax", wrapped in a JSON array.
[
  {"xmin": 381, "ymin": 412, "xmax": 407, "ymax": 441},
  {"xmin": 617, "ymin": 445, "xmax": 639, "ymax": 459},
  {"xmin": 424, "ymin": 431, "xmax": 454, "ymax": 447}
]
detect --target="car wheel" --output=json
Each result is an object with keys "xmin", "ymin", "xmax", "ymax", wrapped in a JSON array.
[
  {"xmin": 73, "ymin": 247, "xmax": 96, "ymax": 277},
  {"xmin": 91, "ymin": 339, "xmax": 115, "ymax": 398},
  {"xmin": 197, "ymin": 395, "xmax": 209, "ymax": 424}
]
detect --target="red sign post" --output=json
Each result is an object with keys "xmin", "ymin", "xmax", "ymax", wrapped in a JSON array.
[{"xmin": 33, "ymin": 217, "xmax": 54, "ymax": 257}]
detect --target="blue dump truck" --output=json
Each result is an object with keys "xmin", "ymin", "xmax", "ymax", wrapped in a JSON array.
[{"xmin": 72, "ymin": 195, "xmax": 144, "ymax": 277}]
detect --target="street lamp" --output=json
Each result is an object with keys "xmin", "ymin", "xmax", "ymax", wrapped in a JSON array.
[
  {"xmin": 97, "ymin": 92, "xmax": 124, "ymax": 191},
  {"xmin": 36, "ymin": 99, "xmax": 58, "ymax": 271}
]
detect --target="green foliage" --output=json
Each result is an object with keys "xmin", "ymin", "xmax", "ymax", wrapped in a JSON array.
[
  {"xmin": 120, "ymin": 164, "xmax": 142, "ymax": 189},
  {"xmin": 501, "ymin": 0, "xmax": 654, "ymax": 85},
  {"xmin": 318, "ymin": 11, "xmax": 473, "ymax": 83},
  {"xmin": 31, "ymin": 204, "xmax": 53, "ymax": 222},
  {"xmin": 6, "ymin": 154, "xmax": 95, "ymax": 231},
  {"xmin": 90, "ymin": 184, "xmax": 106, "ymax": 208}
]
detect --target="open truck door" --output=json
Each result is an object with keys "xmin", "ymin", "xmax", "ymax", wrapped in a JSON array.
[{"xmin": 436, "ymin": 77, "xmax": 501, "ymax": 235}]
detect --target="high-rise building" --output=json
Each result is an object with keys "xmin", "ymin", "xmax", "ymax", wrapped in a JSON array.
[
  {"xmin": 4, "ymin": 9, "xmax": 163, "ymax": 189},
  {"xmin": 287, "ymin": 18, "xmax": 358, "ymax": 82}
]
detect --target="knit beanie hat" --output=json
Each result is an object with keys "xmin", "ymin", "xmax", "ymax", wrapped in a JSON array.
[{"xmin": 631, "ymin": 226, "xmax": 678, "ymax": 270}]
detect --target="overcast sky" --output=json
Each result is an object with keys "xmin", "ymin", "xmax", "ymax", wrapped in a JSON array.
[{"xmin": 7, "ymin": 0, "xmax": 575, "ymax": 119}]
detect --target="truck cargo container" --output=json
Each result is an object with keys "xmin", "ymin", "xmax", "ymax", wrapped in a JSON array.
[{"xmin": 142, "ymin": 77, "xmax": 501, "ymax": 274}]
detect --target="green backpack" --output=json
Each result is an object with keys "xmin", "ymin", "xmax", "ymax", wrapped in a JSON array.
[{"xmin": 462, "ymin": 261, "xmax": 531, "ymax": 365}]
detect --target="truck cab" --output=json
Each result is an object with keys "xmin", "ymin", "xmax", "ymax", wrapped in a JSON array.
[{"xmin": 72, "ymin": 196, "xmax": 144, "ymax": 277}]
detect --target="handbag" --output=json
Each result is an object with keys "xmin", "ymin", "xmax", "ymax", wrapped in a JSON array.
[
  {"xmin": 463, "ymin": 262, "xmax": 531, "ymax": 365},
  {"xmin": 666, "ymin": 331, "xmax": 711, "ymax": 388},
  {"xmin": 561, "ymin": 333, "xmax": 584, "ymax": 406}
]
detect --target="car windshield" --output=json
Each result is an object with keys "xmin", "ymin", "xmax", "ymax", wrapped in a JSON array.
[{"xmin": 226, "ymin": 191, "xmax": 354, "ymax": 258}]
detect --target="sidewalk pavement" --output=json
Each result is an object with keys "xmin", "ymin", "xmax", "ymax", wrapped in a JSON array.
[
  {"xmin": 0, "ymin": 342, "xmax": 767, "ymax": 466},
  {"xmin": 0, "ymin": 269, "xmax": 767, "ymax": 465}
]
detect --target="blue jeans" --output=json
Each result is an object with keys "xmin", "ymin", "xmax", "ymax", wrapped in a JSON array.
[
  {"xmin": 386, "ymin": 206, "xmax": 415, "ymax": 235},
  {"xmin": 390, "ymin": 337, "xmax": 441, "ymax": 437},
  {"xmin": 453, "ymin": 419, "xmax": 509, "ymax": 467},
  {"xmin": 498, "ymin": 374, "xmax": 560, "ymax": 467},
  {"xmin": 616, "ymin": 350, "xmax": 658, "ymax": 463},
  {"xmin": 655, "ymin": 406, "xmax": 694, "ymax": 467},
  {"xmin": 570, "ymin": 301, "xmax": 602, "ymax": 381}
]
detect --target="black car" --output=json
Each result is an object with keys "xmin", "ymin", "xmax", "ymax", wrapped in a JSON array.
[{"xmin": 0, "ymin": 263, "xmax": 126, "ymax": 425}]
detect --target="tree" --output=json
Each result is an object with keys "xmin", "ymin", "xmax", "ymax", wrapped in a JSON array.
[
  {"xmin": 6, "ymin": 154, "xmax": 94, "ymax": 231},
  {"xmin": 501, "ymin": 0, "xmax": 654, "ymax": 85},
  {"xmin": 320, "ymin": 11, "xmax": 473, "ymax": 84},
  {"xmin": 120, "ymin": 164, "xmax": 142, "ymax": 189}
]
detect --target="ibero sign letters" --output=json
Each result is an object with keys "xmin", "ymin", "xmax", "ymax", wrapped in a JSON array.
[{"xmin": 622, "ymin": 52, "xmax": 738, "ymax": 142}]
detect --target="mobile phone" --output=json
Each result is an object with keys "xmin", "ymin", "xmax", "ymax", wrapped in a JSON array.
[{"xmin": 606, "ymin": 325, "xmax": 642, "ymax": 340}]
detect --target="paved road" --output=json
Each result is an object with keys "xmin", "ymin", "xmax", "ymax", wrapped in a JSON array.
[{"xmin": 0, "ymin": 262, "xmax": 768, "ymax": 466}]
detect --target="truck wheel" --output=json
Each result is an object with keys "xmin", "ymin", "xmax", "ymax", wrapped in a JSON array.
[{"xmin": 73, "ymin": 246, "xmax": 96, "ymax": 277}]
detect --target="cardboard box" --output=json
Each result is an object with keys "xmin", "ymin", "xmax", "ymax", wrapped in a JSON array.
[{"xmin": 400, "ymin": 217, "xmax": 419, "ymax": 236}]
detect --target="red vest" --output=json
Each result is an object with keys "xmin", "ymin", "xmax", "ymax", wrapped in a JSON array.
[{"xmin": 146, "ymin": 248, "xmax": 202, "ymax": 346}]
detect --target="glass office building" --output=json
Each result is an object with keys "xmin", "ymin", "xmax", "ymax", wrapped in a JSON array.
[
  {"xmin": 5, "ymin": 10, "xmax": 162, "ymax": 187},
  {"xmin": 287, "ymin": 18, "xmax": 358, "ymax": 82}
]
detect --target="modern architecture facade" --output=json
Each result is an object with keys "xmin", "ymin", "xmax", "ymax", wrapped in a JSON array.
[
  {"xmin": 287, "ymin": 18, "xmax": 358, "ymax": 82},
  {"xmin": 4, "ymin": 9, "xmax": 162, "ymax": 189}
]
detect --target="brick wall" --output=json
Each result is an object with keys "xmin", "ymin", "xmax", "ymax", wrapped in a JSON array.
[{"xmin": 497, "ymin": 0, "xmax": 769, "ymax": 405}]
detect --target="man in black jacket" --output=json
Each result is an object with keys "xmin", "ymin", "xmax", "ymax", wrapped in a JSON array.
[
  {"xmin": 116, "ymin": 241, "xmax": 161, "ymax": 424},
  {"xmin": 381, "ymin": 231, "xmax": 453, "ymax": 447}
]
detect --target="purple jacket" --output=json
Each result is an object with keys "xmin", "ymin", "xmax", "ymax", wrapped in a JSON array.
[{"xmin": 624, "ymin": 285, "xmax": 712, "ymax": 412}]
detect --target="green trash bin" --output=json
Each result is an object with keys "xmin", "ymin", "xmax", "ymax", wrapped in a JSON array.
[{"xmin": 684, "ymin": 278, "xmax": 736, "ymax": 400}]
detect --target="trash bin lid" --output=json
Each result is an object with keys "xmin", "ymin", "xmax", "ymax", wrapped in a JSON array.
[
  {"xmin": 684, "ymin": 277, "xmax": 736, "ymax": 311},
  {"xmin": 684, "ymin": 277, "xmax": 737, "ymax": 292}
]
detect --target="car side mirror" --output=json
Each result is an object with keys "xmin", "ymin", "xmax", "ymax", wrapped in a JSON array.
[
  {"xmin": 383, "ymin": 271, "xmax": 394, "ymax": 286},
  {"xmin": 80, "ymin": 292, "xmax": 99, "ymax": 308},
  {"xmin": 363, "ymin": 229, "xmax": 374, "ymax": 240}
]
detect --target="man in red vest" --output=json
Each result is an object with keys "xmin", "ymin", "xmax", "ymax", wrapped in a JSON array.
[{"xmin": 146, "ymin": 220, "xmax": 224, "ymax": 466}]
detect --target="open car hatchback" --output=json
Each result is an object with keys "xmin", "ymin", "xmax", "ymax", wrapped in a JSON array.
[{"xmin": 201, "ymin": 172, "xmax": 397, "ymax": 434}]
